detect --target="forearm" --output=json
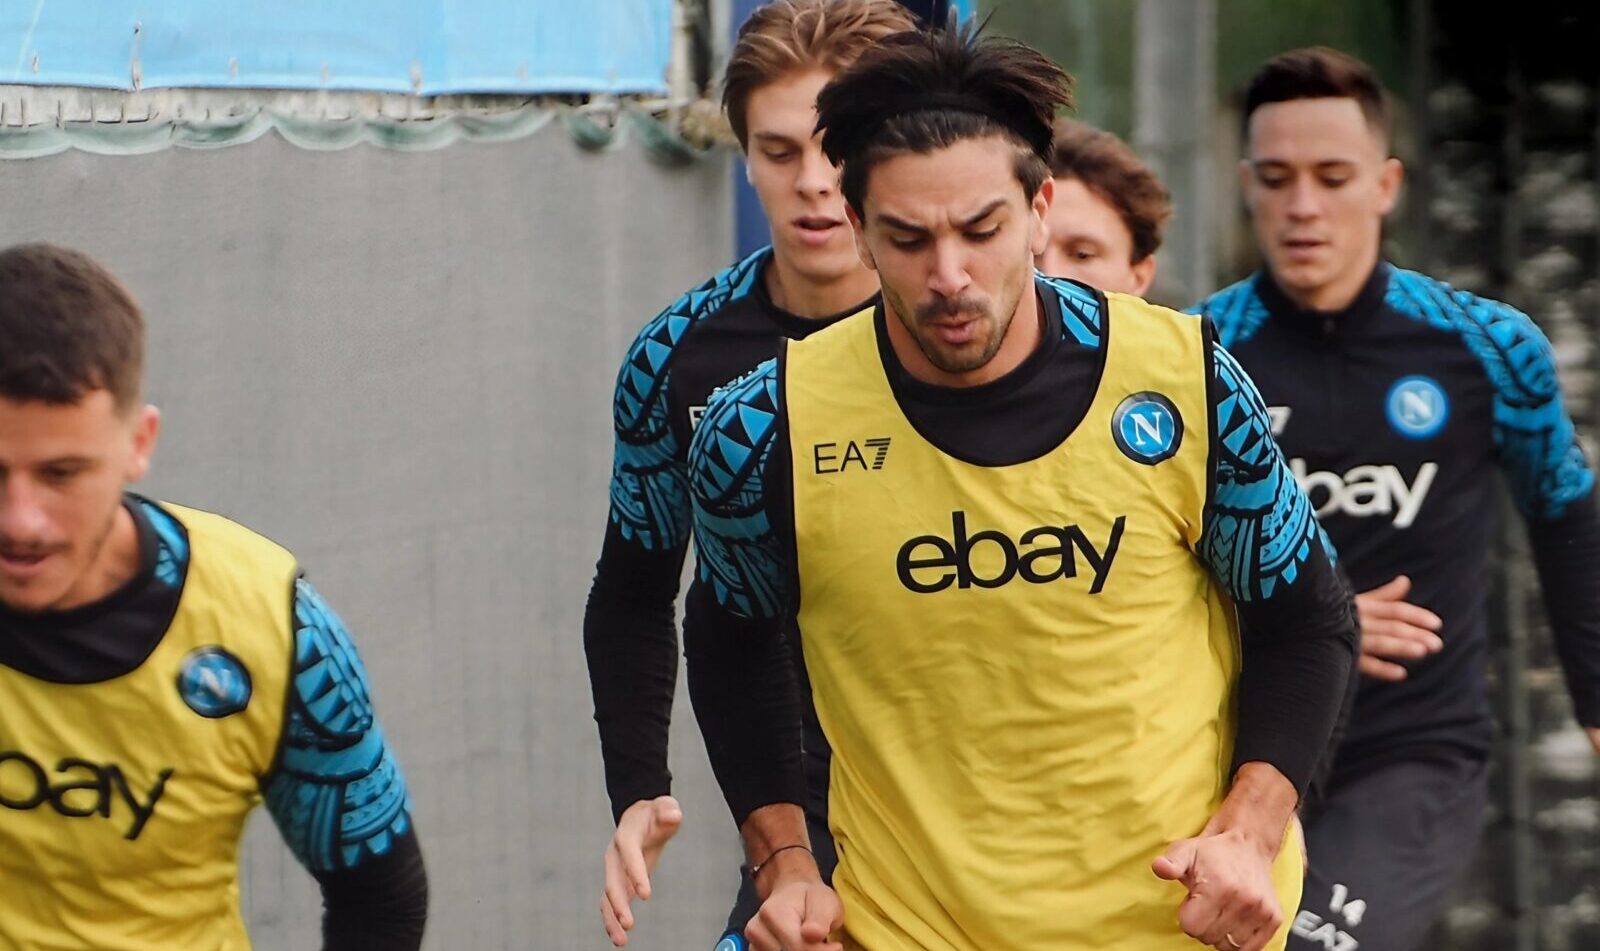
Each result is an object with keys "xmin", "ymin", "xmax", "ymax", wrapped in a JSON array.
[
  {"xmin": 683, "ymin": 582, "xmax": 807, "ymax": 826},
  {"xmin": 583, "ymin": 522, "xmax": 687, "ymax": 820},
  {"xmin": 1527, "ymin": 492, "xmax": 1600, "ymax": 727},
  {"xmin": 1231, "ymin": 549, "xmax": 1358, "ymax": 796},
  {"xmin": 317, "ymin": 830, "xmax": 429, "ymax": 951}
]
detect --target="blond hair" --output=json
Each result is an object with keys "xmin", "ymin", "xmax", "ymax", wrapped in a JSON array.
[{"xmin": 722, "ymin": 0, "xmax": 917, "ymax": 149}]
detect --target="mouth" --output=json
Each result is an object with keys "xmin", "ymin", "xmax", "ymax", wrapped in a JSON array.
[
  {"xmin": 927, "ymin": 317, "xmax": 980, "ymax": 346},
  {"xmin": 0, "ymin": 548, "xmax": 55, "ymax": 580},
  {"xmin": 791, "ymin": 215, "xmax": 845, "ymax": 247},
  {"xmin": 1281, "ymin": 237, "xmax": 1327, "ymax": 259}
]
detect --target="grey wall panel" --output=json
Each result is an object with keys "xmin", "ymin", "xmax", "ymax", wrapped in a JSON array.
[{"xmin": 0, "ymin": 126, "xmax": 742, "ymax": 950}]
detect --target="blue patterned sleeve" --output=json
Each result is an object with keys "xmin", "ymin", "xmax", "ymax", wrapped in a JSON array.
[
  {"xmin": 1201, "ymin": 342, "xmax": 1334, "ymax": 600},
  {"xmin": 1385, "ymin": 271, "xmax": 1594, "ymax": 519},
  {"xmin": 1481, "ymin": 306, "xmax": 1594, "ymax": 520},
  {"xmin": 608, "ymin": 333, "xmax": 691, "ymax": 553},
  {"xmin": 688, "ymin": 359, "xmax": 788, "ymax": 621},
  {"xmin": 265, "ymin": 579, "xmax": 414, "ymax": 874}
]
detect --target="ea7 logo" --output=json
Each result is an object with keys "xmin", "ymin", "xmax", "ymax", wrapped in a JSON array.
[
  {"xmin": 1291, "ymin": 913, "xmax": 1359, "ymax": 951},
  {"xmin": 813, "ymin": 438, "xmax": 891, "ymax": 474}
]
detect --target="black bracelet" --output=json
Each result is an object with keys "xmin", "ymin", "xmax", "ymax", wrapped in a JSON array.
[{"xmin": 751, "ymin": 843, "xmax": 812, "ymax": 879}]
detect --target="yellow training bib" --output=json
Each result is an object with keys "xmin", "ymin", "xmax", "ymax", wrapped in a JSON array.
[
  {"xmin": 785, "ymin": 292, "xmax": 1301, "ymax": 950},
  {"xmin": 0, "ymin": 502, "xmax": 295, "ymax": 951}
]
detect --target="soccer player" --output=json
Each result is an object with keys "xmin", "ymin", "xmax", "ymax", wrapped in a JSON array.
[
  {"xmin": 1038, "ymin": 117, "xmax": 1171, "ymax": 296},
  {"xmin": 686, "ymin": 24, "xmax": 1356, "ymax": 951},
  {"xmin": 0, "ymin": 244, "xmax": 427, "ymax": 949},
  {"xmin": 1193, "ymin": 48, "xmax": 1600, "ymax": 951},
  {"xmin": 581, "ymin": 2, "xmax": 917, "ymax": 947}
]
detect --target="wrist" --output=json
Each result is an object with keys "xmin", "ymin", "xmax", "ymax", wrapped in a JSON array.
[
  {"xmin": 1213, "ymin": 761, "xmax": 1298, "ymax": 858},
  {"xmin": 753, "ymin": 845, "xmax": 820, "ymax": 897}
]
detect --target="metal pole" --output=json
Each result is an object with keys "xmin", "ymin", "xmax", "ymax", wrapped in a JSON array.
[
  {"xmin": 1498, "ymin": 41, "xmax": 1540, "ymax": 951},
  {"xmin": 1133, "ymin": 0, "xmax": 1217, "ymax": 305}
]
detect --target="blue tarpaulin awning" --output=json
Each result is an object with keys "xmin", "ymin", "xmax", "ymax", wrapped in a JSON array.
[{"xmin": 1, "ymin": 1, "xmax": 671, "ymax": 95}]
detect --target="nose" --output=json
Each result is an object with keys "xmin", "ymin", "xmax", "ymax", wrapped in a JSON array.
[
  {"xmin": 927, "ymin": 238, "xmax": 972, "ymax": 299},
  {"xmin": 0, "ymin": 475, "xmax": 50, "ymax": 545},
  {"xmin": 795, "ymin": 145, "xmax": 838, "ymax": 201},
  {"xmin": 1286, "ymin": 177, "xmax": 1322, "ymax": 221}
]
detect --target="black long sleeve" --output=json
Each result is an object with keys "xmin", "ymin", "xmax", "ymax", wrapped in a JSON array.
[
  {"xmin": 1230, "ymin": 558, "xmax": 1360, "ymax": 797},
  {"xmin": 683, "ymin": 433, "xmax": 807, "ymax": 826},
  {"xmin": 1527, "ymin": 490, "xmax": 1600, "ymax": 727},
  {"xmin": 583, "ymin": 522, "xmax": 687, "ymax": 822},
  {"xmin": 315, "ymin": 830, "xmax": 429, "ymax": 951}
]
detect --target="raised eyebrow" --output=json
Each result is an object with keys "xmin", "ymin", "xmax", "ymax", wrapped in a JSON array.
[{"xmin": 959, "ymin": 200, "xmax": 1008, "ymax": 229}]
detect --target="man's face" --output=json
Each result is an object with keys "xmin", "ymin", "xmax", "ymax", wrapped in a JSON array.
[
  {"xmin": 852, "ymin": 136, "xmax": 1050, "ymax": 375},
  {"xmin": 1038, "ymin": 176, "xmax": 1156, "ymax": 296},
  {"xmin": 0, "ymin": 391, "xmax": 157, "ymax": 613},
  {"xmin": 744, "ymin": 69, "xmax": 862, "ymax": 285},
  {"xmin": 1242, "ymin": 97, "xmax": 1402, "ymax": 308}
]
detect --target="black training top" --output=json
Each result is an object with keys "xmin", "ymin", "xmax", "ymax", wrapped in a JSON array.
[{"xmin": 1195, "ymin": 263, "xmax": 1600, "ymax": 776}]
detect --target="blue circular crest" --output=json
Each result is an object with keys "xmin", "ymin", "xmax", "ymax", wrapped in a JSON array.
[
  {"xmin": 178, "ymin": 647, "xmax": 253, "ymax": 719},
  {"xmin": 1386, "ymin": 376, "xmax": 1449, "ymax": 439},
  {"xmin": 1112, "ymin": 392, "xmax": 1183, "ymax": 465},
  {"xmin": 716, "ymin": 935, "xmax": 747, "ymax": 951}
]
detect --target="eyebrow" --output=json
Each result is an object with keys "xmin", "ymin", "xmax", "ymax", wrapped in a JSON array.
[
  {"xmin": 877, "ymin": 199, "xmax": 1008, "ymax": 234},
  {"xmin": 750, "ymin": 131, "xmax": 801, "ymax": 147},
  {"xmin": 1251, "ymin": 158, "xmax": 1360, "ymax": 170},
  {"xmin": 36, "ymin": 456, "xmax": 98, "ymax": 469}
]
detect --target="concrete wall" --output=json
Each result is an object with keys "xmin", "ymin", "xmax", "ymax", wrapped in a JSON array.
[{"xmin": 0, "ymin": 123, "xmax": 742, "ymax": 950}]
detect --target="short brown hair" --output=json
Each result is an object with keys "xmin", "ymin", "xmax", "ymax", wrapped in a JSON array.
[
  {"xmin": 722, "ymin": 0, "xmax": 917, "ymax": 149},
  {"xmin": 817, "ymin": 21, "xmax": 1073, "ymax": 216},
  {"xmin": 0, "ymin": 243, "xmax": 144, "ymax": 409},
  {"xmin": 1049, "ymin": 118, "xmax": 1171, "ymax": 263},
  {"xmin": 1242, "ymin": 46, "xmax": 1390, "ymax": 145}
]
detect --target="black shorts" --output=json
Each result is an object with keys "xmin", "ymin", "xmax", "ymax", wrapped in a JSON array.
[
  {"xmin": 714, "ymin": 807, "xmax": 838, "ymax": 950},
  {"xmin": 1288, "ymin": 751, "xmax": 1489, "ymax": 951}
]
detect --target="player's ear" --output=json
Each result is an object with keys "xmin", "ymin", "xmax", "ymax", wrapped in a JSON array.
[
  {"xmin": 1029, "ymin": 177, "xmax": 1055, "ymax": 258},
  {"xmin": 847, "ymin": 203, "xmax": 877, "ymax": 272}
]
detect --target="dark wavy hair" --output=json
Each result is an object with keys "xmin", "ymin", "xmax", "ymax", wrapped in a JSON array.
[{"xmin": 815, "ymin": 19, "xmax": 1074, "ymax": 215}]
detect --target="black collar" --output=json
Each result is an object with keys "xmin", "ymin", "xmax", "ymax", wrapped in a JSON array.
[
  {"xmin": 753, "ymin": 252, "xmax": 879, "ymax": 339},
  {"xmin": 1257, "ymin": 261, "xmax": 1391, "ymax": 339}
]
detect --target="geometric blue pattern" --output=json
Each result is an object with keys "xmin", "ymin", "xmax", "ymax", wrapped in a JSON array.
[
  {"xmin": 1190, "ymin": 274, "xmax": 1270, "ymax": 348},
  {"xmin": 688, "ymin": 359, "xmax": 785, "ymax": 620},
  {"xmin": 139, "ymin": 499, "xmax": 189, "ymax": 589},
  {"xmin": 609, "ymin": 246, "xmax": 769, "ymax": 550},
  {"xmin": 264, "ymin": 579, "xmax": 413, "ymax": 872},
  {"xmin": 1200, "ymin": 344, "xmax": 1327, "ymax": 600},
  {"xmin": 1386, "ymin": 268, "xmax": 1594, "ymax": 518},
  {"xmin": 1038, "ymin": 273, "xmax": 1105, "ymax": 347}
]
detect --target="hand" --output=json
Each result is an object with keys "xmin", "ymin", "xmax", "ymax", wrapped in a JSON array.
[
  {"xmin": 1588, "ymin": 726, "xmax": 1600, "ymax": 756},
  {"xmin": 600, "ymin": 795, "xmax": 683, "ymax": 947},
  {"xmin": 1153, "ymin": 822, "xmax": 1284, "ymax": 951},
  {"xmin": 1354, "ymin": 576, "xmax": 1442, "ymax": 681},
  {"xmin": 745, "ymin": 877, "xmax": 845, "ymax": 951}
]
